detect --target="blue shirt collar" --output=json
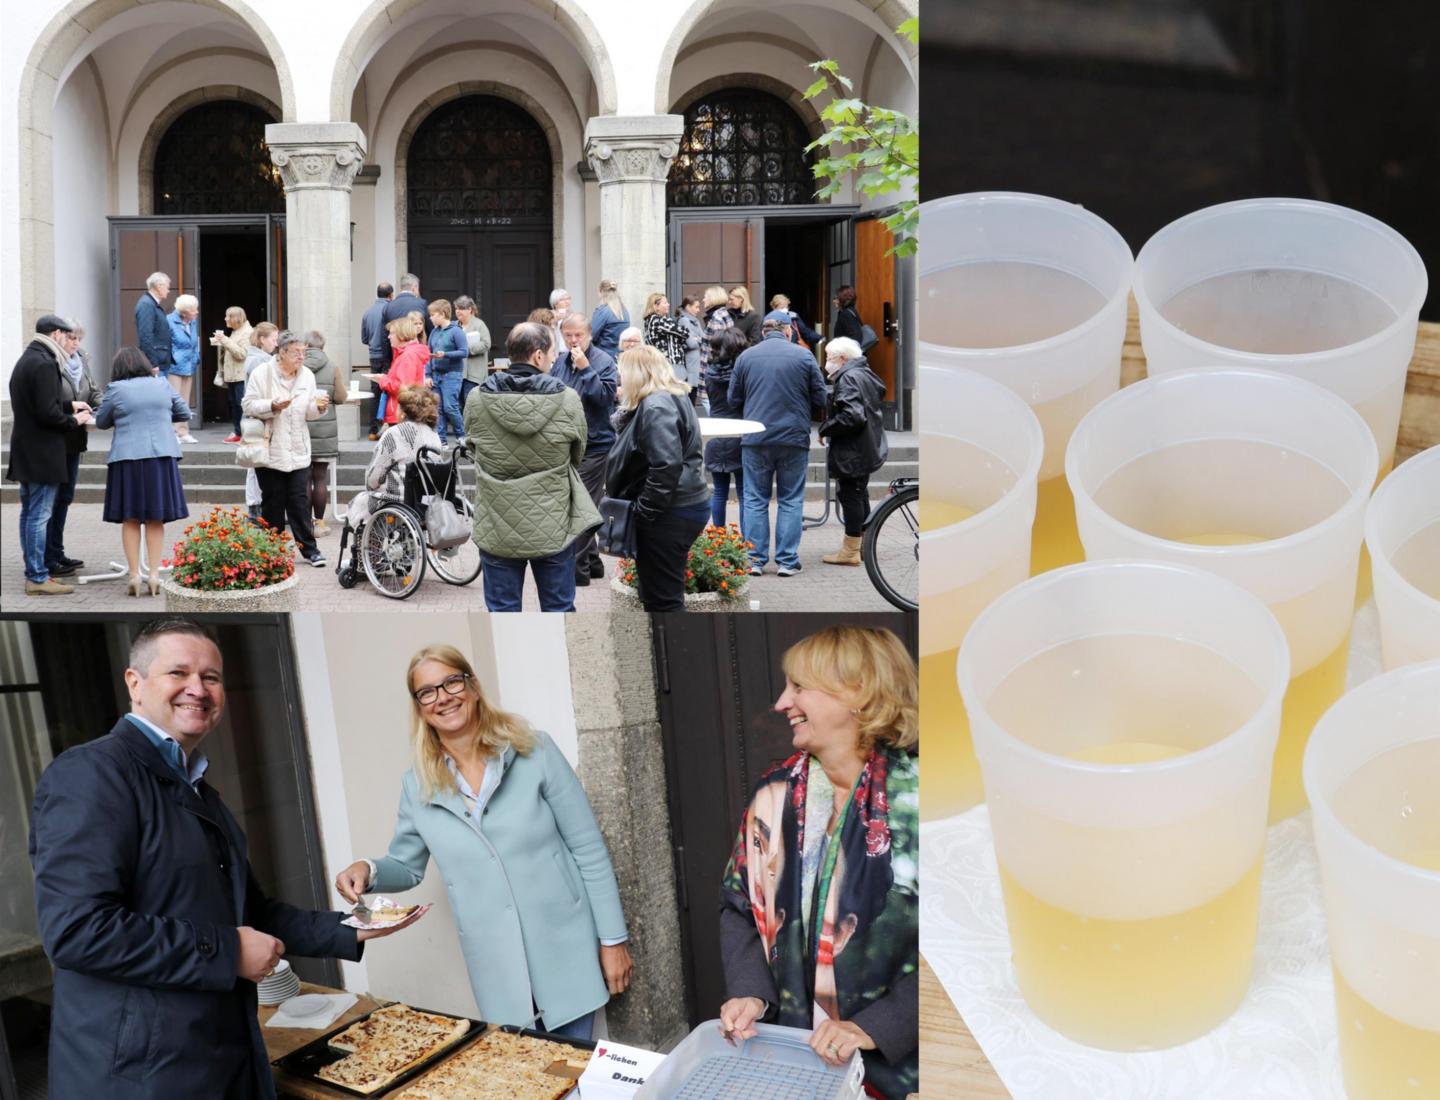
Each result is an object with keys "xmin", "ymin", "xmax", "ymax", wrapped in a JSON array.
[{"xmin": 126, "ymin": 713, "xmax": 210, "ymax": 787}]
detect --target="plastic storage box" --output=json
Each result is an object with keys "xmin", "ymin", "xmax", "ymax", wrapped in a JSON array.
[{"xmin": 634, "ymin": 1021, "xmax": 863, "ymax": 1100}]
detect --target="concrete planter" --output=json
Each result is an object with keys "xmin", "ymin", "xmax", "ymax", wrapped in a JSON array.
[
  {"xmin": 608, "ymin": 578, "xmax": 750, "ymax": 614},
  {"xmin": 160, "ymin": 571, "xmax": 299, "ymax": 613}
]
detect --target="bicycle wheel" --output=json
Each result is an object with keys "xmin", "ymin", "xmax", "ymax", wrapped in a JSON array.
[
  {"xmin": 863, "ymin": 484, "xmax": 918, "ymax": 612},
  {"xmin": 360, "ymin": 506, "xmax": 427, "ymax": 599},
  {"xmin": 427, "ymin": 499, "xmax": 482, "ymax": 586}
]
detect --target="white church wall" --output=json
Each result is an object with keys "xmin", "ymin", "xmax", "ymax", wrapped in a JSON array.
[{"xmin": 52, "ymin": 62, "xmax": 114, "ymax": 367}]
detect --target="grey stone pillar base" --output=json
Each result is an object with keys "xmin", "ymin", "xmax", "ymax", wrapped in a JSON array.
[
  {"xmin": 564, "ymin": 614, "xmax": 689, "ymax": 1052},
  {"xmin": 583, "ymin": 115, "xmax": 685, "ymax": 317}
]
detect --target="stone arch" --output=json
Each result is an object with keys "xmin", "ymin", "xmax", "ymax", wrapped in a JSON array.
[
  {"xmin": 17, "ymin": 0, "xmax": 295, "ymax": 334},
  {"xmin": 654, "ymin": 0, "xmax": 918, "ymax": 114},
  {"xmin": 393, "ymin": 82, "xmax": 568, "ymax": 291},
  {"xmin": 670, "ymin": 72, "xmax": 826, "ymax": 145},
  {"xmin": 137, "ymin": 86, "xmax": 282, "ymax": 214},
  {"xmin": 331, "ymin": 0, "xmax": 617, "ymax": 122}
]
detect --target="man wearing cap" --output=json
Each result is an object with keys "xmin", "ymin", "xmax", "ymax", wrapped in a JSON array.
[
  {"xmin": 728, "ymin": 311, "xmax": 828, "ymax": 577},
  {"xmin": 6, "ymin": 314, "xmax": 95, "ymax": 595}
]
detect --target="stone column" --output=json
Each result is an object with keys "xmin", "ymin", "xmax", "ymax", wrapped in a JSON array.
[
  {"xmin": 564, "ymin": 614, "xmax": 689, "ymax": 1052},
  {"xmin": 266, "ymin": 123, "xmax": 365, "ymax": 437},
  {"xmin": 583, "ymin": 115, "xmax": 684, "ymax": 313}
]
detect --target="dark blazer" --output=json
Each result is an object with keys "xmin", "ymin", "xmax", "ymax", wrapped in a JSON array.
[
  {"xmin": 5, "ymin": 338, "xmax": 78, "ymax": 485},
  {"xmin": 834, "ymin": 305, "xmax": 864, "ymax": 344},
  {"xmin": 605, "ymin": 392, "xmax": 710, "ymax": 521},
  {"xmin": 135, "ymin": 293, "xmax": 173, "ymax": 371},
  {"xmin": 731, "ymin": 308, "xmax": 762, "ymax": 346},
  {"xmin": 552, "ymin": 344, "xmax": 619, "ymax": 450},
  {"xmin": 29, "ymin": 719, "xmax": 361, "ymax": 1100},
  {"xmin": 820, "ymin": 356, "xmax": 889, "ymax": 478},
  {"xmin": 728, "ymin": 333, "xmax": 828, "ymax": 450}
]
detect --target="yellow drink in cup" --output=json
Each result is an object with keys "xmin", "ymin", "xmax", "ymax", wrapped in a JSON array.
[
  {"xmin": 918, "ymin": 367, "xmax": 1041, "ymax": 820},
  {"xmin": 1366, "ymin": 445, "xmax": 1440, "ymax": 669},
  {"xmin": 919, "ymin": 193, "xmax": 1132, "ymax": 575},
  {"xmin": 1067, "ymin": 370, "xmax": 1378, "ymax": 821},
  {"xmin": 960, "ymin": 562, "xmax": 1290, "ymax": 1050},
  {"xmin": 1305, "ymin": 662, "xmax": 1440, "ymax": 1100}
]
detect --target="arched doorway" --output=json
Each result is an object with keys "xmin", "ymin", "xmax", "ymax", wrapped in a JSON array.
[
  {"xmin": 667, "ymin": 88, "xmax": 815, "ymax": 209},
  {"xmin": 153, "ymin": 100, "xmax": 284, "ymax": 215},
  {"xmin": 406, "ymin": 94, "xmax": 554, "ymax": 334}
]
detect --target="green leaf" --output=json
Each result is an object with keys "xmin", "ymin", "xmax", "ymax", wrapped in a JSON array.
[
  {"xmin": 803, "ymin": 77, "xmax": 829, "ymax": 99},
  {"xmin": 897, "ymin": 17, "xmax": 919, "ymax": 45}
]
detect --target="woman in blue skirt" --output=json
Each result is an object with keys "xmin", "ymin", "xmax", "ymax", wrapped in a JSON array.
[{"xmin": 94, "ymin": 347, "xmax": 191, "ymax": 595}]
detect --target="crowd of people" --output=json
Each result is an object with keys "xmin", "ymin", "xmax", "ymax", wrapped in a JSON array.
[{"xmin": 7, "ymin": 272, "xmax": 890, "ymax": 606}]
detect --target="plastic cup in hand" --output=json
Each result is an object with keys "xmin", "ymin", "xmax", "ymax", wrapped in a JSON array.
[
  {"xmin": 1365, "ymin": 445, "xmax": 1440, "ymax": 669},
  {"xmin": 918, "ymin": 192, "xmax": 1132, "ymax": 574},
  {"xmin": 1305, "ymin": 660, "xmax": 1440, "ymax": 1100},
  {"xmin": 1134, "ymin": 198, "xmax": 1426, "ymax": 482},
  {"xmin": 1066, "ymin": 368, "xmax": 1377, "ymax": 821},
  {"xmin": 919, "ymin": 366, "xmax": 1042, "ymax": 818},
  {"xmin": 959, "ymin": 561, "xmax": 1289, "ymax": 1050}
]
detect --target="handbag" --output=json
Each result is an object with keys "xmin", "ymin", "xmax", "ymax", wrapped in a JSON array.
[
  {"xmin": 424, "ymin": 497, "xmax": 471, "ymax": 549},
  {"xmin": 596, "ymin": 496, "xmax": 638, "ymax": 557},
  {"xmin": 859, "ymin": 323, "xmax": 880, "ymax": 353},
  {"xmin": 234, "ymin": 416, "xmax": 271, "ymax": 469}
]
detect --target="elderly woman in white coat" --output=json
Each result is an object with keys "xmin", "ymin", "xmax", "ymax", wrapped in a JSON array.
[
  {"xmin": 335, "ymin": 644, "xmax": 633, "ymax": 1040},
  {"xmin": 241, "ymin": 329, "xmax": 329, "ymax": 566}
]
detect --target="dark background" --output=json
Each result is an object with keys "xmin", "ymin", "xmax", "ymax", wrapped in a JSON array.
[{"xmin": 921, "ymin": 0, "xmax": 1440, "ymax": 319}]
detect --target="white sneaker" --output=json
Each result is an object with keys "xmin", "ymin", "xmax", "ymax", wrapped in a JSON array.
[{"xmin": 180, "ymin": 434, "xmax": 199, "ymax": 444}]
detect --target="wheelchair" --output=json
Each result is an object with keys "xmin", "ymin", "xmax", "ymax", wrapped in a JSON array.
[{"xmin": 336, "ymin": 442, "xmax": 482, "ymax": 599}]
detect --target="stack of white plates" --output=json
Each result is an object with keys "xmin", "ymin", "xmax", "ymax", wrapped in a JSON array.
[{"xmin": 257, "ymin": 959, "xmax": 301, "ymax": 1005}]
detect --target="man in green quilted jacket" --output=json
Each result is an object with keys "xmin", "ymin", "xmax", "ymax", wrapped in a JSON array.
[{"xmin": 464, "ymin": 322, "xmax": 601, "ymax": 611}]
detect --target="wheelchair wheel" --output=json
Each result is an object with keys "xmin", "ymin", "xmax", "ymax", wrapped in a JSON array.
[
  {"xmin": 337, "ymin": 565, "xmax": 358, "ymax": 589},
  {"xmin": 426, "ymin": 499, "xmax": 482, "ymax": 586},
  {"xmin": 863, "ymin": 483, "xmax": 918, "ymax": 612},
  {"xmin": 360, "ymin": 505, "xmax": 427, "ymax": 599}
]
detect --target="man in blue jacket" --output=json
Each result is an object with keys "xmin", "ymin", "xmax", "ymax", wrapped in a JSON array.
[
  {"xmin": 135, "ymin": 271, "xmax": 174, "ymax": 375},
  {"xmin": 553, "ymin": 312, "xmax": 618, "ymax": 585},
  {"xmin": 729, "ymin": 311, "xmax": 828, "ymax": 576},
  {"xmin": 29, "ymin": 619, "xmax": 425, "ymax": 1100}
]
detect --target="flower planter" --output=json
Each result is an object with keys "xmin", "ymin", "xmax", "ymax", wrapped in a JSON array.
[
  {"xmin": 160, "ymin": 571, "xmax": 299, "ymax": 613},
  {"xmin": 608, "ymin": 578, "xmax": 750, "ymax": 614}
]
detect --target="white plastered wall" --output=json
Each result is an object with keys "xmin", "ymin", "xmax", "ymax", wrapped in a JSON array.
[
  {"xmin": 292, "ymin": 613, "xmax": 576, "ymax": 1015},
  {"xmin": 52, "ymin": 62, "xmax": 113, "ymax": 362}
]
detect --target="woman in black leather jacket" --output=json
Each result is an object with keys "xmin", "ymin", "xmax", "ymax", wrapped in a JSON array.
[
  {"xmin": 605, "ymin": 346, "xmax": 712, "ymax": 611},
  {"xmin": 818, "ymin": 336, "xmax": 889, "ymax": 566}
]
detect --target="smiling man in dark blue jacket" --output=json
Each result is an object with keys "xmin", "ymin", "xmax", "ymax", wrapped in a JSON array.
[{"xmin": 29, "ymin": 619, "xmax": 425, "ymax": 1100}]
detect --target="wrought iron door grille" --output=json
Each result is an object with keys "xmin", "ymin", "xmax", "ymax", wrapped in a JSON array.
[
  {"xmin": 668, "ymin": 90, "xmax": 815, "ymax": 208},
  {"xmin": 154, "ymin": 101, "xmax": 284, "ymax": 215},
  {"xmin": 407, "ymin": 96, "xmax": 551, "ymax": 225}
]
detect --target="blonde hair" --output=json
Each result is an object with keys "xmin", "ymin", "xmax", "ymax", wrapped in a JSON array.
[
  {"xmin": 388, "ymin": 315, "xmax": 422, "ymax": 342},
  {"xmin": 225, "ymin": 306, "xmax": 247, "ymax": 326},
  {"xmin": 728, "ymin": 286, "xmax": 753, "ymax": 313},
  {"xmin": 597, "ymin": 278, "xmax": 627, "ymax": 318},
  {"xmin": 782, "ymin": 627, "xmax": 918, "ymax": 753},
  {"xmin": 250, "ymin": 321, "xmax": 278, "ymax": 347},
  {"xmin": 617, "ymin": 345, "xmax": 689, "ymax": 408},
  {"xmin": 769, "ymin": 294, "xmax": 791, "ymax": 310},
  {"xmin": 702, "ymin": 285, "xmax": 729, "ymax": 310},
  {"xmin": 429, "ymin": 299, "xmax": 453, "ymax": 322},
  {"xmin": 643, "ymin": 292, "xmax": 669, "ymax": 319},
  {"xmin": 407, "ymin": 645, "xmax": 536, "ymax": 799}
]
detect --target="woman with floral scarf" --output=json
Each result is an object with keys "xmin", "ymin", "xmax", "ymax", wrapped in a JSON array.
[{"xmin": 719, "ymin": 626, "xmax": 919, "ymax": 1099}]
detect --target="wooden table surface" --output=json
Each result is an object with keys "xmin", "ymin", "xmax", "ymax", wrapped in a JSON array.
[
  {"xmin": 917, "ymin": 315, "xmax": 1439, "ymax": 1099},
  {"xmin": 261, "ymin": 983, "xmax": 386, "ymax": 1099}
]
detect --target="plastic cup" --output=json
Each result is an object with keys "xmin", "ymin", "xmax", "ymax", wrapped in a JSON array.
[
  {"xmin": 919, "ymin": 192, "xmax": 1133, "ymax": 574},
  {"xmin": 1365, "ymin": 444, "xmax": 1440, "ymax": 669},
  {"xmin": 1066, "ymin": 368, "xmax": 1378, "ymax": 821},
  {"xmin": 958, "ymin": 560, "xmax": 1289, "ymax": 1050},
  {"xmin": 919, "ymin": 366, "xmax": 1042, "ymax": 819},
  {"xmin": 1304, "ymin": 660, "xmax": 1440, "ymax": 1100},
  {"xmin": 1134, "ymin": 198, "xmax": 1427, "ymax": 480}
]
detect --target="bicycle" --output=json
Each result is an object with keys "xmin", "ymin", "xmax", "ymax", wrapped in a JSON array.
[{"xmin": 862, "ymin": 477, "xmax": 918, "ymax": 612}]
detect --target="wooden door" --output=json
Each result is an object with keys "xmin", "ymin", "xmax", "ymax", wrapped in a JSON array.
[
  {"xmin": 412, "ymin": 234, "xmax": 471, "ymax": 309},
  {"xmin": 482, "ymin": 233, "xmax": 549, "ymax": 335},
  {"xmin": 113, "ymin": 227, "xmax": 182, "ymax": 360},
  {"xmin": 266, "ymin": 214, "xmax": 286, "ymax": 330},
  {"xmin": 670, "ymin": 217, "xmax": 762, "ymax": 306},
  {"xmin": 655, "ymin": 613, "xmax": 917, "ymax": 1027},
  {"xmin": 855, "ymin": 218, "xmax": 898, "ymax": 411}
]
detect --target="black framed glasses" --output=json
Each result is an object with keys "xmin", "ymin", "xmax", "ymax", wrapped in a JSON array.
[{"xmin": 412, "ymin": 672, "xmax": 471, "ymax": 706}]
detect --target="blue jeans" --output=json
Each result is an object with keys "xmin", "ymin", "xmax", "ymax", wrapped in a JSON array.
[
  {"xmin": 45, "ymin": 453, "xmax": 81, "ymax": 565},
  {"xmin": 480, "ymin": 547, "xmax": 576, "ymax": 612},
  {"xmin": 709, "ymin": 469, "xmax": 744, "ymax": 530},
  {"xmin": 435, "ymin": 370, "xmax": 464, "ymax": 442},
  {"xmin": 741, "ymin": 445, "xmax": 808, "ymax": 569},
  {"xmin": 18, "ymin": 482, "xmax": 60, "ymax": 582},
  {"xmin": 543, "ymin": 1010, "xmax": 595, "ymax": 1040}
]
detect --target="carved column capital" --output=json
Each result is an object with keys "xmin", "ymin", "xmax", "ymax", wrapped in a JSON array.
[
  {"xmin": 583, "ymin": 115, "xmax": 685, "ymax": 186},
  {"xmin": 264, "ymin": 122, "xmax": 368, "ymax": 193}
]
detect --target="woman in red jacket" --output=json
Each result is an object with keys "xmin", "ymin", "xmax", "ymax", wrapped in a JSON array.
[{"xmin": 375, "ymin": 314, "xmax": 431, "ymax": 425}]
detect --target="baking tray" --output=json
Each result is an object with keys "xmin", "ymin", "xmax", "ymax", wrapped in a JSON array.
[
  {"xmin": 270, "ymin": 1004, "xmax": 485, "ymax": 1097},
  {"xmin": 391, "ymin": 1023, "xmax": 595, "ymax": 1099}
]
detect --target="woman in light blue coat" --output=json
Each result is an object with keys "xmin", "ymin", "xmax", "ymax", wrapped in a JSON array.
[{"xmin": 335, "ymin": 644, "xmax": 633, "ymax": 1039}]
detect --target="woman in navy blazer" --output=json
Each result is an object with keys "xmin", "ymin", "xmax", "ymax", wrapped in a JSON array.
[
  {"xmin": 335, "ymin": 644, "xmax": 634, "ymax": 1039},
  {"xmin": 589, "ymin": 278, "xmax": 631, "ymax": 356},
  {"xmin": 93, "ymin": 346, "xmax": 191, "ymax": 595}
]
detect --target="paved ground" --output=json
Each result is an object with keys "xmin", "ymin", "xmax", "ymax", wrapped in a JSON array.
[{"xmin": 1, "ymin": 499, "xmax": 905, "ymax": 614}]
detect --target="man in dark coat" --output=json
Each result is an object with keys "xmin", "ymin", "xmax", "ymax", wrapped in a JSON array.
[
  {"xmin": 552, "ymin": 313, "xmax": 618, "ymax": 585},
  {"xmin": 361, "ymin": 280, "xmax": 394, "ymax": 437},
  {"xmin": 6, "ymin": 313, "xmax": 93, "ymax": 595},
  {"xmin": 381, "ymin": 272, "xmax": 431, "ymax": 367},
  {"xmin": 729, "ymin": 311, "xmax": 828, "ymax": 576},
  {"xmin": 135, "ymin": 271, "xmax": 174, "ymax": 374},
  {"xmin": 29, "ymin": 620, "xmax": 427, "ymax": 1100}
]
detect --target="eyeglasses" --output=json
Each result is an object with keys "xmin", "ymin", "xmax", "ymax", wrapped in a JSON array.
[{"xmin": 412, "ymin": 672, "xmax": 471, "ymax": 705}]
